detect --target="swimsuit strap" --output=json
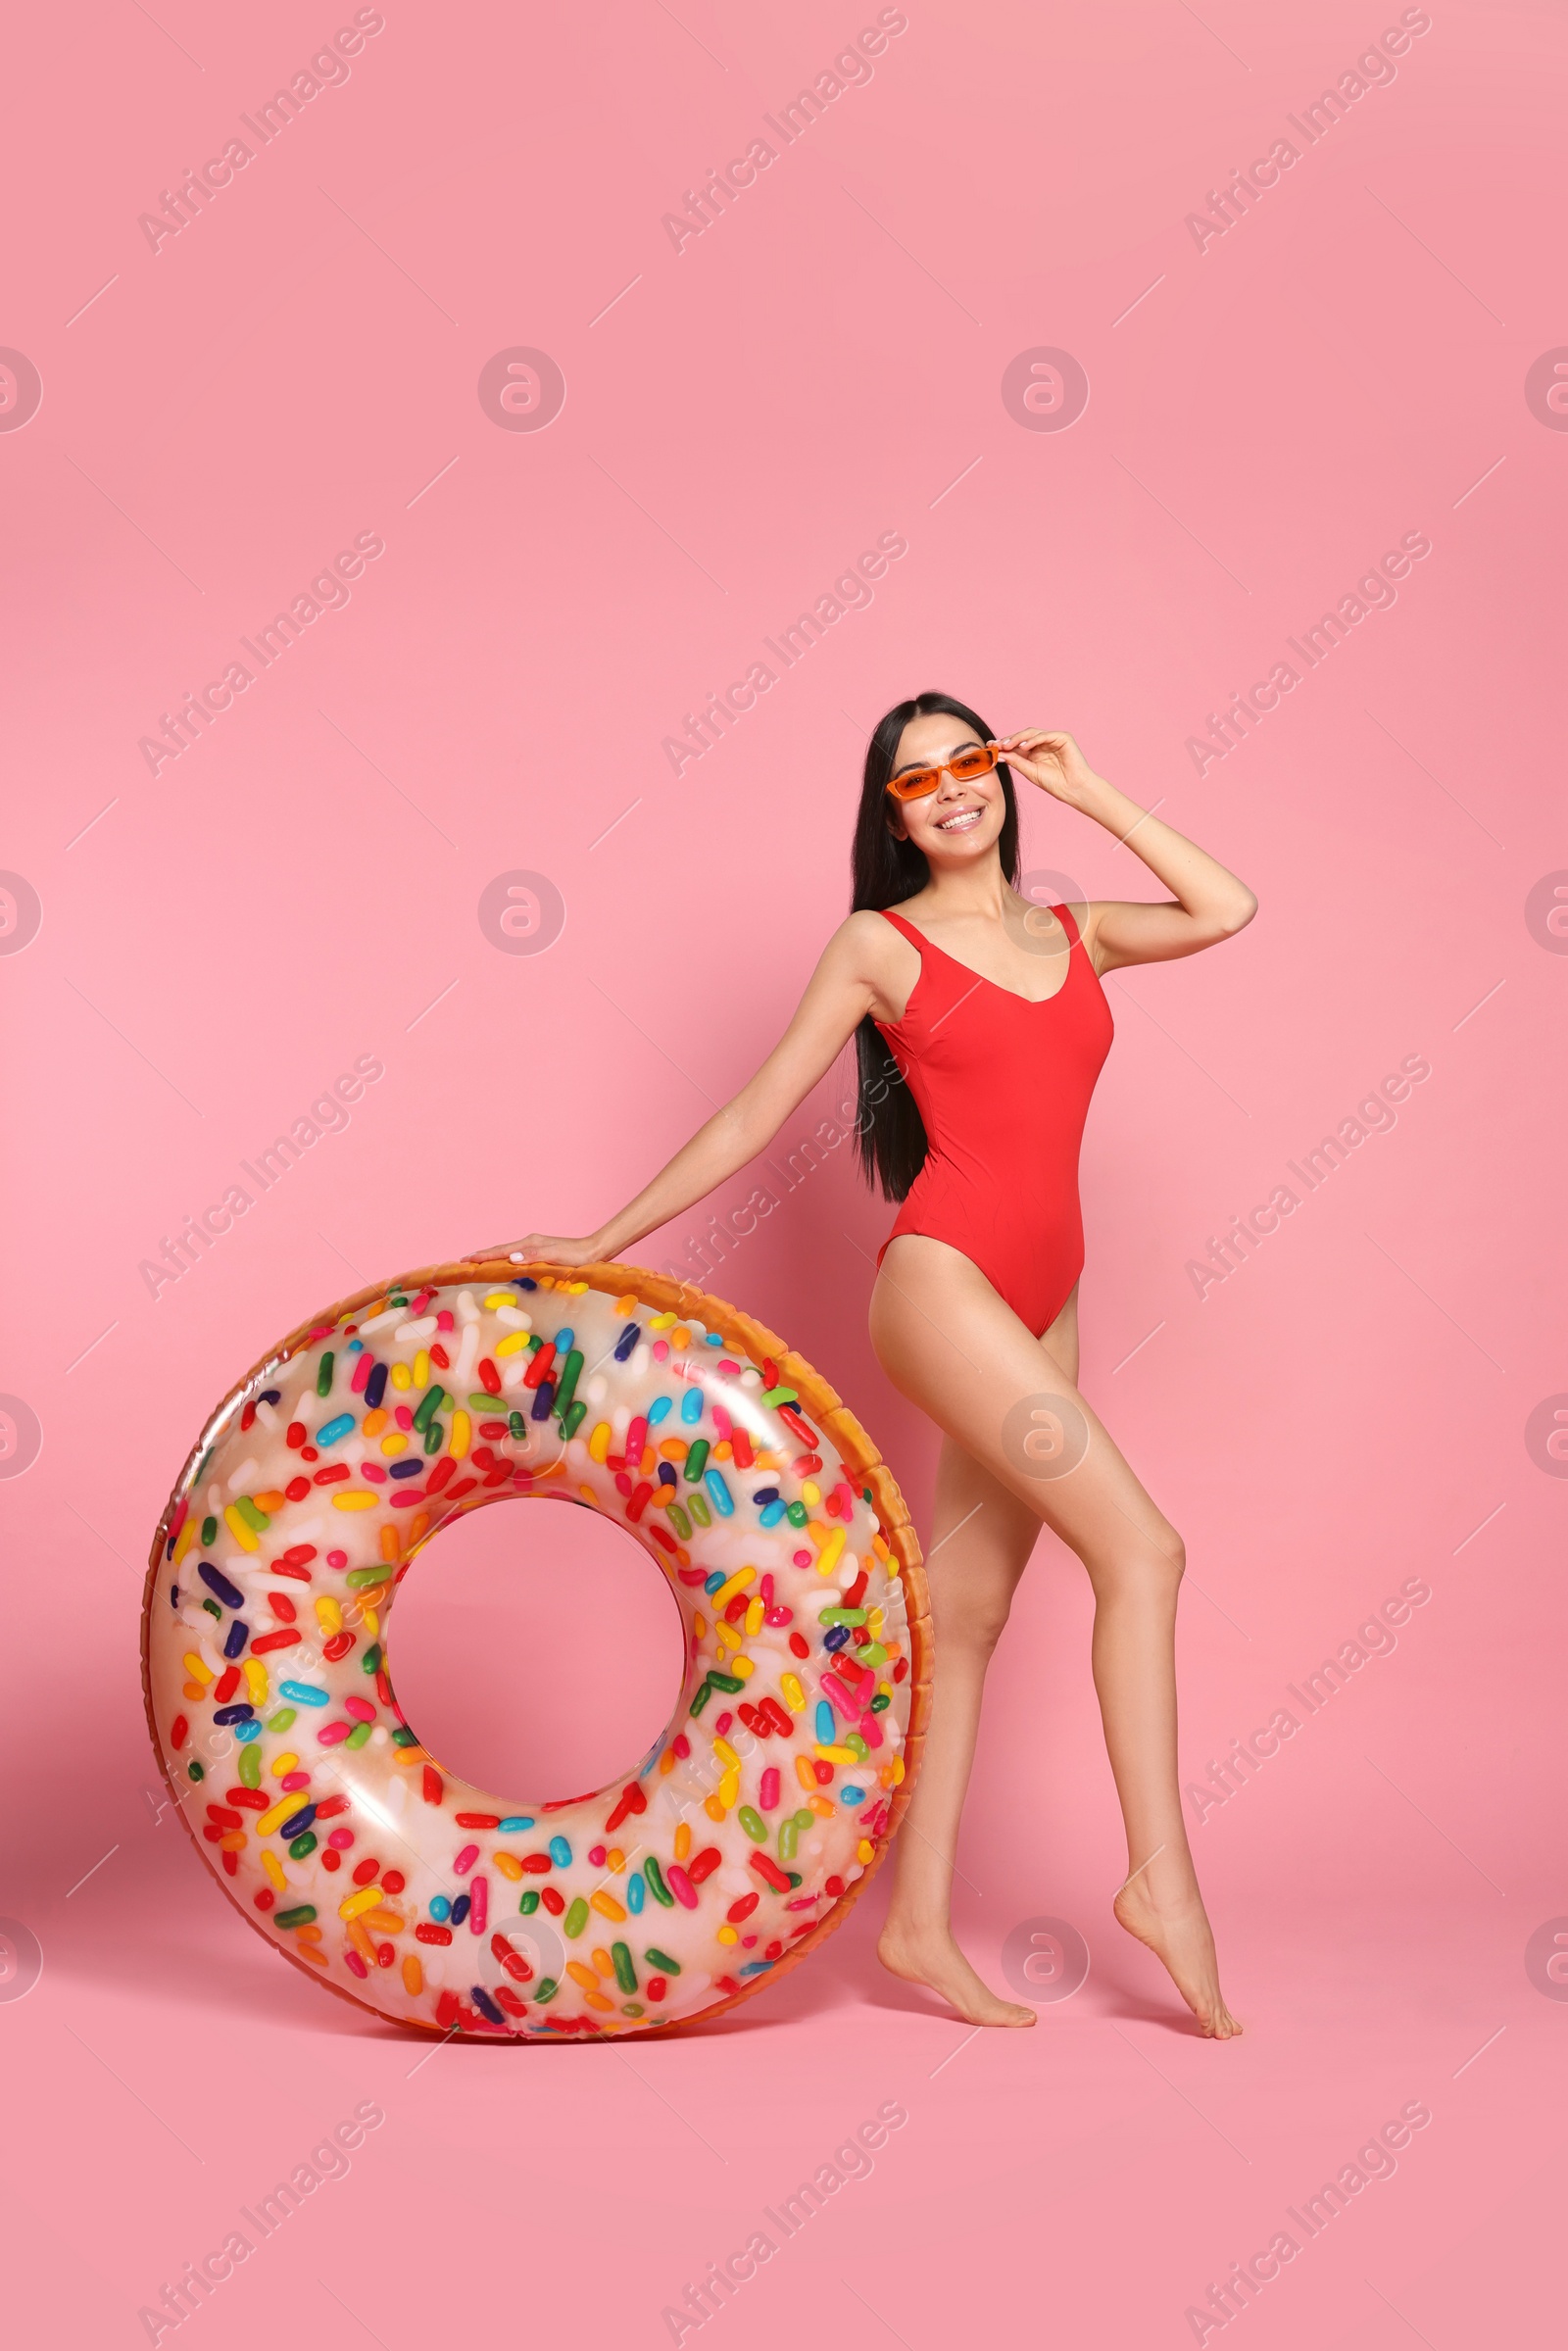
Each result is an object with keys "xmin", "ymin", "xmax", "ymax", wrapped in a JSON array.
[
  {"xmin": 1052, "ymin": 900, "xmax": 1085, "ymax": 951},
  {"xmin": 872, "ymin": 907, "xmax": 922, "ymax": 1032}
]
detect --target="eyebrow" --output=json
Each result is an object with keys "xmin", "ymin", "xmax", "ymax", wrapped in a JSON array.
[{"xmin": 890, "ymin": 736, "xmax": 982, "ymax": 777}]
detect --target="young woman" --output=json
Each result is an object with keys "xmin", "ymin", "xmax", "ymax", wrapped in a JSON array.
[{"xmin": 480, "ymin": 691, "xmax": 1255, "ymax": 2036}]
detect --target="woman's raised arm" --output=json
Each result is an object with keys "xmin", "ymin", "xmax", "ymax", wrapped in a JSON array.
[
  {"xmin": 470, "ymin": 910, "xmax": 896, "ymax": 1267},
  {"xmin": 995, "ymin": 726, "xmax": 1257, "ymax": 973}
]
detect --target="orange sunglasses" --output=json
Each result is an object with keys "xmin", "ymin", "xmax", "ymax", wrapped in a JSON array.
[{"xmin": 884, "ymin": 741, "xmax": 1001, "ymax": 803}]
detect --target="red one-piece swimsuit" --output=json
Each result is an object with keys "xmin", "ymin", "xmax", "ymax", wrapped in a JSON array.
[{"xmin": 872, "ymin": 903, "xmax": 1114, "ymax": 1338}]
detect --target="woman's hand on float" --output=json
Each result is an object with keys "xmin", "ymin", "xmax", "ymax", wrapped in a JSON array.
[
  {"xmin": 466, "ymin": 1231, "xmax": 611, "ymax": 1268},
  {"xmin": 994, "ymin": 728, "xmax": 1107, "ymax": 811}
]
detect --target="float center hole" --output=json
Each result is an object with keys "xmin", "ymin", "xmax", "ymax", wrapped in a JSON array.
[{"xmin": 386, "ymin": 1495, "xmax": 687, "ymax": 1802}]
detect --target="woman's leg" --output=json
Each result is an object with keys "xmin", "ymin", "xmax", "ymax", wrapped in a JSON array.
[
  {"xmin": 877, "ymin": 1431, "xmax": 1044, "ymax": 2027},
  {"xmin": 869, "ymin": 1236, "xmax": 1240, "ymax": 2037}
]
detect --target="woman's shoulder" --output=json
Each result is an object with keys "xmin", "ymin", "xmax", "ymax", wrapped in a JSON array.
[
  {"xmin": 839, "ymin": 904, "xmax": 919, "ymax": 941},
  {"xmin": 829, "ymin": 907, "xmax": 923, "ymax": 1029},
  {"xmin": 855, "ymin": 897, "xmax": 933, "ymax": 930},
  {"xmin": 833, "ymin": 906, "xmax": 902, "ymax": 962},
  {"xmin": 825, "ymin": 907, "xmax": 923, "ymax": 1004},
  {"xmin": 1012, "ymin": 889, "xmax": 1091, "ymax": 942},
  {"xmin": 839, "ymin": 904, "xmax": 932, "ymax": 957}
]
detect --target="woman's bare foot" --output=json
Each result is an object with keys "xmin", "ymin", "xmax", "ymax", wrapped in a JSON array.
[
  {"xmin": 1113, "ymin": 1877, "xmax": 1242, "ymax": 2038},
  {"xmin": 878, "ymin": 1921, "xmax": 1037, "ymax": 2028}
]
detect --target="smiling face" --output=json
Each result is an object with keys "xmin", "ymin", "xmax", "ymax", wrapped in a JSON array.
[{"xmin": 883, "ymin": 710, "xmax": 1007, "ymax": 866}]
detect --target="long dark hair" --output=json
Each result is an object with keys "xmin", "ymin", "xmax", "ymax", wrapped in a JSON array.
[{"xmin": 850, "ymin": 690, "xmax": 1021, "ymax": 1201}]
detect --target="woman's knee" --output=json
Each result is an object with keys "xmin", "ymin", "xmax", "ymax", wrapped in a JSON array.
[
  {"xmin": 1131, "ymin": 1513, "xmax": 1186, "ymax": 1582},
  {"xmin": 1090, "ymin": 1528, "xmax": 1185, "ymax": 1601},
  {"xmin": 1158, "ymin": 1524, "xmax": 1186, "ymax": 1581}
]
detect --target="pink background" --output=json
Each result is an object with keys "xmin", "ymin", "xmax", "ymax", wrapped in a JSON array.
[{"xmin": 3, "ymin": 1, "xmax": 1565, "ymax": 2343}]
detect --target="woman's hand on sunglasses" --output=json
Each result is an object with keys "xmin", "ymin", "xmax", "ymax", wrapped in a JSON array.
[{"xmin": 993, "ymin": 728, "xmax": 1104, "ymax": 809}]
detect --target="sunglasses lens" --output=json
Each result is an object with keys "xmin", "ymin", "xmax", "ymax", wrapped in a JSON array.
[
  {"xmin": 891, "ymin": 768, "xmax": 939, "ymax": 800},
  {"xmin": 950, "ymin": 747, "xmax": 996, "ymax": 780}
]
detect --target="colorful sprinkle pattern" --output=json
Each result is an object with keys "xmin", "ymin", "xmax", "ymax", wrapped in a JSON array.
[{"xmin": 142, "ymin": 1264, "xmax": 927, "ymax": 2038}]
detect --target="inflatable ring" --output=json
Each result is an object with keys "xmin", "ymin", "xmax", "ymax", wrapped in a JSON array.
[{"xmin": 142, "ymin": 1261, "xmax": 930, "ymax": 2038}]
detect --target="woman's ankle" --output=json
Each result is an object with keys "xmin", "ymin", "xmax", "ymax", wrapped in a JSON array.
[
  {"xmin": 879, "ymin": 1912, "xmax": 952, "ymax": 1948},
  {"xmin": 1117, "ymin": 1853, "xmax": 1203, "ymax": 1919}
]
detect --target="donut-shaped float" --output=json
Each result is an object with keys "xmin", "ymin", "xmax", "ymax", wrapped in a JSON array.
[{"xmin": 142, "ymin": 1262, "xmax": 930, "ymax": 2038}]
